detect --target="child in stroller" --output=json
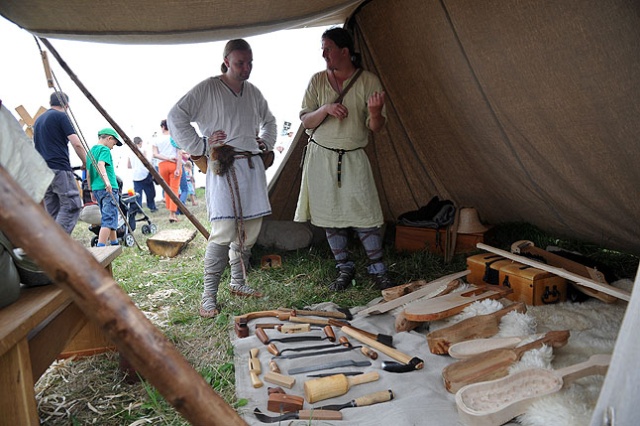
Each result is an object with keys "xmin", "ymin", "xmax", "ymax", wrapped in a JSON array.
[{"xmin": 79, "ymin": 176, "xmax": 157, "ymax": 247}]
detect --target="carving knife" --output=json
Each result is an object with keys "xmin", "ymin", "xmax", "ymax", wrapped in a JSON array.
[
  {"xmin": 253, "ymin": 408, "xmax": 341, "ymax": 423},
  {"xmin": 313, "ymin": 390, "xmax": 394, "ymax": 411},
  {"xmin": 288, "ymin": 359, "xmax": 371, "ymax": 375},
  {"xmin": 255, "ymin": 326, "xmax": 335, "ymax": 345},
  {"xmin": 274, "ymin": 344, "xmax": 378, "ymax": 360}
]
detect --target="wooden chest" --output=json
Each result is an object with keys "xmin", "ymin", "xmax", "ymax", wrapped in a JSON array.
[
  {"xmin": 498, "ymin": 263, "xmax": 567, "ymax": 306},
  {"xmin": 466, "ymin": 253, "xmax": 513, "ymax": 286},
  {"xmin": 395, "ymin": 225, "xmax": 487, "ymax": 255}
]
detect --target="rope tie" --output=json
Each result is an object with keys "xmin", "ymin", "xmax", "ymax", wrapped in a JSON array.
[{"xmin": 310, "ymin": 139, "xmax": 362, "ymax": 188}]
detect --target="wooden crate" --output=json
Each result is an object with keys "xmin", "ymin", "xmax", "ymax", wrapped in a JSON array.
[
  {"xmin": 466, "ymin": 253, "xmax": 513, "ymax": 287},
  {"xmin": 395, "ymin": 225, "xmax": 487, "ymax": 255},
  {"xmin": 499, "ymin": 263, "xmax": 567, "ymax": 306}
]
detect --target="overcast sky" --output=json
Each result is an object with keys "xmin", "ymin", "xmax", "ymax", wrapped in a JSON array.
[{"xmin": 0, "ymin": 16, "xmax": 330, "ymax": 186}]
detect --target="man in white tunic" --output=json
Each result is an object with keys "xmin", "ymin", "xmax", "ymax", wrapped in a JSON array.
[
  {"xmin": 168, "ymin": 39, "xmax": 276, "ymax": 318},
  {"xmin": 295, "ymin": 27, "xmax": 393, "ymax": 291}
]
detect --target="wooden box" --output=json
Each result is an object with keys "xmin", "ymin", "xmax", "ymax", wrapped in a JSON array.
[
  {"xmin": 395, "ymin": 225, "xmax": 487, "ymax": 255},
  {"xmin": 498, "ymin": 263, "xmax": 567, "ymax": 306},
  {"xmin": 466, "ymin": 253, "xmax": 513, "ymax": 286}
]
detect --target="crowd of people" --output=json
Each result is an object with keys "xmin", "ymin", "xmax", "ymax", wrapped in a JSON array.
[{"xmin": 21, "ymin": 26, "xmax": 391, "ymax": 319}]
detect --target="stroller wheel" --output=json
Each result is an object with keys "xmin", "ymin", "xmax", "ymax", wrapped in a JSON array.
[
  {"xmin": 91, "ymin": 236, "xmax": 98, "ymax": 247},
  {"xmin": 149, "ymin": 223, "xmax": 158, "ymax": 234},
  {"xmin": 124, "ymin": 234, "xmax": 135, "ymax": 247},
  {"xmin": 141, "ymin": 224, "xmax": 151, "ymax": 235}
]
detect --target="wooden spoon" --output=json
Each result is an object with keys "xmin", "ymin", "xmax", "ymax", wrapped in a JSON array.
[
  {"xmin": 448, "ymin": 333, "xmax": 545, "ymax": 359},
  {"xmin": 455, "ymin": 354, "xmax": 611, "ymax": 426},
  {"xmin": 442, "ymin": 330, "xmax": 571, "ymax": 393},
  {"xmin": 427, "ymin": 302, "xmax": 527, "ymax": 355}
]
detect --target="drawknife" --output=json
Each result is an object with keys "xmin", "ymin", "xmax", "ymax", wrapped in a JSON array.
[
  {"xmin": 253, "ymin": 408, "xmax": 341, "ymax": 423},
  {"xmin": 288, "ymin": 359, "xmax": 371, "ymax": 375}
]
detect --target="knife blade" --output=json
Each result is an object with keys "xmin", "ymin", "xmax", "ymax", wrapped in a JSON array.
[
  {"xmin": 253, "ymin": 407, "xmax": 342, "ymax": 423},
  {"xmin": 288, "ymin": 359, "xmax": 371, "ymax": 375},
  {"xmin": 314, "ymin": 389, "xmax": 394, "ymax": 411},
  {"xmin": 307, "ymin": 371, "xmax": 364, "ymax": 378},
  {"xmin": 274, "ymin": 345, "xmax": 360, "ymax": 360}
]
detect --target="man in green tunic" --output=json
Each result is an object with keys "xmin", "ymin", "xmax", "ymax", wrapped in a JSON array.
[{"xmin": 295, "ymin": 27, "xmax": 393, "ymax": 291}]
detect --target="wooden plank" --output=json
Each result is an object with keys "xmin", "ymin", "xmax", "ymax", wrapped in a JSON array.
[
  {"xmin": 147, "ymin": 229, "xmax": 197, "ymax": 258},
  {"xmin": 404, "ymin": 286, "xmax": 512, "ymax": 322},
  {"xmin": 0, "ymin": 286, "xmax": 70, "ymax": 357},
  {"xmin": 0, "ymin": 339, "xmax": 38, "ymax": 426},
  {"xmin": 356, "ymin": 270, "xmax": 471, "ymax": 316},
  {"xmin": 30, "ymin": 302, "xmax": 87, "ymax": 380},
  {"xmin": 477, "ymin": 243, "xmax": 631, "ymax": 302}
]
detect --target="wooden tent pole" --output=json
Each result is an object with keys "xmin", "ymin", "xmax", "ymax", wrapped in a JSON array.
[
  {"xmin": 39, "ymin": 37, "xmax": 210, "ymax": 240},
  {"xmin": 0, "ymin": 166, "xmax": 243, "ymax": 425}
]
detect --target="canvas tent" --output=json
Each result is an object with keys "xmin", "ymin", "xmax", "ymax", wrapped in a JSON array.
[
  {"xmin": 1, "ymin": 0, "xmax": 638, "ymax": 255},
  {"xmin": 1, "ymin": 0, "xmax": 638, "ymax": 425}
]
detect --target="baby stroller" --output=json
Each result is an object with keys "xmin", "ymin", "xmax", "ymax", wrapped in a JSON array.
[{"xmin": 79, "ymin": 176, "xmax": 157, "ymax": 247}]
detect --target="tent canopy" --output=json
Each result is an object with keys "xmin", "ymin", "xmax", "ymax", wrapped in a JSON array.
[
  {"xmin": 1, "ymin": 0, "xmax": 639, "ymax": 255},
  {"xmin": 0, "ymin": 0, "xmax": 363, "ymax": 44}
]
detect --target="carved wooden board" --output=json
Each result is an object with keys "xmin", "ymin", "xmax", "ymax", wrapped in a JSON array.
[
  {"xmin": 356, "ymin": 270, "xmax": 470, "ymax": 317},
  {"xmin": 403, "ymin": 286, "xmax": 512, "ymax": 322}
]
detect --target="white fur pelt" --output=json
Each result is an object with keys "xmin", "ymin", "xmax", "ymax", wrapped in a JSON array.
[
  {"xmin": 512, "ymin": 279, "xmax": 632, "ymax": 426},
  {"xmin": 427, "ymin": 279, "xmax": 631, "ymax": 426}
]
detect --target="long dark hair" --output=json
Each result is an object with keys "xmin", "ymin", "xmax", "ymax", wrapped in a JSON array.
[{"xmin": 322, "ymin": 27, "xmax": 362, "ymax": 68}]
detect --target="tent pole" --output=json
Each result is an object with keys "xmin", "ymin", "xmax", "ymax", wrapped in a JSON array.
[
  {"xmin": 39, "ymin": 37, "xmax": 210, "ymax": 240},
  {"xmin": 0, "ymin": 164, "xmax": 243, "ymax": 425}
]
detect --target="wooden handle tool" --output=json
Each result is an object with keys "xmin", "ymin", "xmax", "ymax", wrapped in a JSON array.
[
  {"xmin": 249, "ymin": 348, "xmax": 263, "ymax": 388},
  {"xmin": 341, "ymin": 326, "xmax": 423, "ymax": 372},
  {"xmin": 304, "ymin": 371, "xmax": 380, "ymax": 403},
  {"xmin": 266, "ymin": 360, "xmax": 298, "ymax": 388},
  {"xmin": 443, "ymin": 330, "xmax": 571, "ymax": 393}
]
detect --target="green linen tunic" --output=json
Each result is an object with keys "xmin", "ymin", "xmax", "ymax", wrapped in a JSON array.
[{"xmin": 294, "ymin": 70, "xmax": 386, "ymax": 228}]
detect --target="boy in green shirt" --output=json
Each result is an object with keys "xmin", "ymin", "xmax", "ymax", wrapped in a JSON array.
[{"xmin": 86, "ymin": 128, "xmax": 123, "ymax": 246}]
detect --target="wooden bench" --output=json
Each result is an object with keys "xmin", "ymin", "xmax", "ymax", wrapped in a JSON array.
[{"xmin": 0, "ymin": 245, "xmax": 122, "ymax": 425}]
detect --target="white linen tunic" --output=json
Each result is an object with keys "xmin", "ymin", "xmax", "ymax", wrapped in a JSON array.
[
  {"xmin": 168, "ymin": 77, "xmax": 277, "ymax": 222},
  {"xmin": 294, "ymin": 70, "xmax": 386, "ymax": 228}
]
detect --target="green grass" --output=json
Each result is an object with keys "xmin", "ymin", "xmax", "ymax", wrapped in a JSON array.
[{"xmin": 35, "ymin": 190, "xmax": 637, "ymax": 425}]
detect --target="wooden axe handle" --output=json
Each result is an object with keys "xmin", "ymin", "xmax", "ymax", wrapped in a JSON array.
[{"xmin": 341, "ymin": 327, "xmax": 412, "ymax": 365}]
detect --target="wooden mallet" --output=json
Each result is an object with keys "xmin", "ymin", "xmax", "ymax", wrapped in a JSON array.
[{"xmin": 303, "ymin": 371, "xmax": 380, "ymax": 403}]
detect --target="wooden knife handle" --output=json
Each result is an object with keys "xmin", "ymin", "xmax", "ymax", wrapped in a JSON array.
[
  {"xmin": 269, "ymin": 360, "xmax": 281, "ymax": 373},
  {"xmin": 361, "ymin": 346, "xmax": 378, "ymax": 360},
  {"xmin": 267, "ymin": 343, "xmax": 280, "ymax": 356},
  {"xmin": 255, "ymin": 327, "xmax": 270, "ymax": 344},
  {"xmin": 297, "ymin": 410, "xmax": 342, "ymax": 420},
  {"xmin": 324, "ymin": 325, "xmax": 336, "ymax": 342},
  {"xmin": 353, "ymin": 390, "xmax": 394, "ymax": 407},
  {"xmin": 250, "ymin": 371, "xmax": 263, "ymax": 388}
]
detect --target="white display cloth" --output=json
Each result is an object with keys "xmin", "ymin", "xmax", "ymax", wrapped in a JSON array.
[
  {"xmin": 231, "ymin": 282, "xmax": 630, "ymax": 426},
  {"xmin": 231, "ymin": 313, "xmax": 461, "ymax": 425}
]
